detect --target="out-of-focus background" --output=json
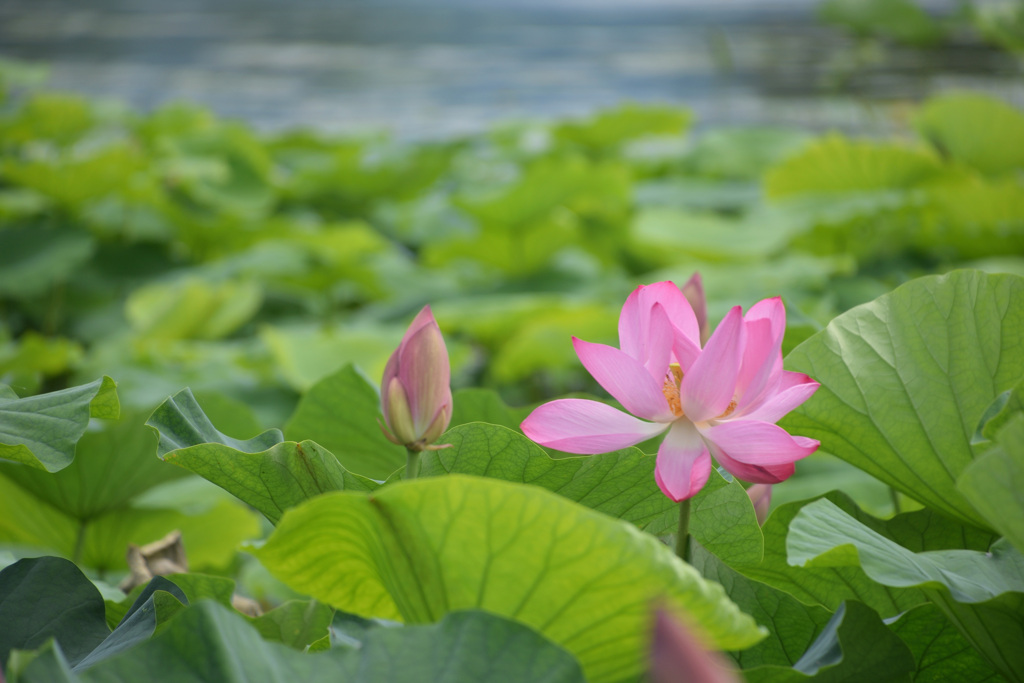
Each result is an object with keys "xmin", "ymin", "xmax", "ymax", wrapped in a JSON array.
[
  {"xmin": 1, "ymin": 0, "xmax": 1021, "ymax": 137},
  {"xmin": 1, "ymin": 0, "xmax": 1024, "ymax": 576}
]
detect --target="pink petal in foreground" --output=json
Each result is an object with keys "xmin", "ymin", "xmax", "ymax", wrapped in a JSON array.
[
  {"xmin": 641, "ymin": 281, "xmax": 702, "ymax": 348},
  {"xmin": 680, "ymin": 272, "xmax": 709, "ymax": 346},
  {"xmin": 521, "ymin": 399, "xmax": 669, "ymax": 454},
  {"xmin": 398, "ymin": 321, "xmax": 451, "ymax": 433},
  {"xmin": 573, "ymin": 338, "xmax": 675, "ymax": 422},
  {"xmin": 702, "ymin": 420, "xmax": 818, "ymax": 467},
  {"xmin": 680, "ymin": 306, "xmax": 745, "ymax": 423},
  {"xmin": 709, "ymin": 443, "xmax": 796, "ymax": 485},
  {"xmin": 654, "ymin": 421, "xmax": 712, "ymax": 501},
  {"xmin": 744, "ymin": 296, "xmax": 786, "ymax": 345},
  {"xmin": 733, "ymin": 318, "xmax": 779, "ymax": 413},
  {"xmin": 741, "ymin": 372, "xmax": 820, "ymax": 423},
  {"xmin": 650, "ymin": 608, "xmax": 742, "ymax": 683}
]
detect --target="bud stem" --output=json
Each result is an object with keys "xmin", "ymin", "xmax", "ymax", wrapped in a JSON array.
[
  {"xmin": 405, "ymin": 447, "xmax": 421, "ymax": 480},
  {"xmin": 675, "ymin": 498, "xmax": 692, "ymax": 563}
]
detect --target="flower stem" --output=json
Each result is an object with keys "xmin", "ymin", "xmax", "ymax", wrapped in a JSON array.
[
  {"xmin": 405, "ymin": 448, "xmax": 421, "ymax": 480},
  {"xmin": 890, "ymin": 486, "xmax": 902, "ymax": 515},
  {"xmin": 675, "ymin": 498, "xmax": 692, "ymax": 563}
]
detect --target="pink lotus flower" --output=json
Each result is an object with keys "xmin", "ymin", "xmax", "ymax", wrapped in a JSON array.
[
  {"xmin": 380, "ymin": 305, "xmax": 453, "ymax": 452},
  {"xmin": 520, "ymin": 281, "xmax": 819, "ymax": 501}
]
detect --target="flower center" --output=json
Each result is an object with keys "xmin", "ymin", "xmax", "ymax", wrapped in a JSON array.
[{"xmin": 662, "ymin": 363, "xmax": 684, "ymax": 417}]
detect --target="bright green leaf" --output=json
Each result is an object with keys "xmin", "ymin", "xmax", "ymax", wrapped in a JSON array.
[
  {"xmin": 248, "ymin": 600, "xmax": 334, "ymax": 650},
  {"xmin": 783, "ymin": 270, "xmax": 1024, "ymax": 529},
  {"xmin": 0, "ymin": 376, "xmax": 119, "ymax": 472},
  {"xmin": 252, "ymin": 475, "xmax": 765, "ymax": 683}
]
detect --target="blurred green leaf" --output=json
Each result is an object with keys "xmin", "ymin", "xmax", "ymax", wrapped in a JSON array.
[
  {"xmin": 819, "ymin": 0, "xmax": 945, "ymax": 45},
  {"xmin": 916, "ymin": 93, "xmax": 1024, "ymax": 176},
  {"xmin": 0, "ymin": 225, "xmax": 95, "ymax": 299},
  {"xmin": 554, "ymin": 104, "xmax": 691, "ymax": 154},
  {"xmin": 126, "ymin": 278, "xmax": 262, "ymax": 341},
  {"xmin": 765, "ymin": 134, "xmax": 943, "ymax": 197}
]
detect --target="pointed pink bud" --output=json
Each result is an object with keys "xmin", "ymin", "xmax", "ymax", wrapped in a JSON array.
[
  {"xmin": 681, "ymin": 272, "xmax": 709, "ymax": 346},
  {"xmin": 746, "ymin": 483, "xmax": 772, "ymax": 525},
  {"xmin": 650, "ymin": 607, "xmax": 742, "ymax": 683},
  {"xmin": 380, "ymin": 306, "xmax": 453, "ymax": 451}
]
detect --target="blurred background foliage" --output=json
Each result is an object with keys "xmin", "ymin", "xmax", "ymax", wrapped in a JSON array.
[{"xmin": 0, "ymin": 0, "xmax": 1023, "ymax": 585}]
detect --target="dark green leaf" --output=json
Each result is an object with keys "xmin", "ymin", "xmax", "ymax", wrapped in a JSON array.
[{"xmin": 0, "ymin": 557, "xmax": 109, "ymax": 667}]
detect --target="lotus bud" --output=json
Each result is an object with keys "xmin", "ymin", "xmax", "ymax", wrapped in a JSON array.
[
  {"xmin": 747, "ymin": 483, "xmax": 772, "ymax": 526},
  {"xmin": 680, "ymin": 272, "xmax": 709, "ymax": 346},
  {"xmin": 379, "ymin": 305, "xmax": 453, "ymax": 452}
]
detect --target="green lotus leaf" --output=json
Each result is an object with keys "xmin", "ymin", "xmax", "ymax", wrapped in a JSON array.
[
  {"xmin": 252, "ymin": 474, "xmax": 765, "ymax": 683},
  {"xmin": 784, "ymin": 270, "xmax": 1024, "ymax": 529}
]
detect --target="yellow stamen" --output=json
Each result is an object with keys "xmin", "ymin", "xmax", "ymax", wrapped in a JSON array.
[{"xmin": 662, "ymin": 363, "xmax": 684, "ymax": 417}]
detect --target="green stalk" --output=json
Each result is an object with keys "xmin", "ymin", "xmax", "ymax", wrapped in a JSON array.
[
  {"xmin": 675, "ymin": 498, "xmax": 692, "ymax": 563},
  {"xmin": 405, "ymin": 447, "xmax": 421, "ymax": 480}
]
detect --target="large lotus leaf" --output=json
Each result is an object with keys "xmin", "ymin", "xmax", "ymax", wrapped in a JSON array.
[
  {"xmin": 0, "ymin": 473, "xmax": 259, "ymax": 572},
  {"xmin": 764, "ymin": 134, "xmax": 943, "ymax": 197},
  {"xmin": 743, "ymin": 601, "xmax": 915, "ymax": 683},
  {"xmin": 958, "ymin": 414, "xmax": 1024, "ymax": 555},
  {"xmin": 787, "ymin": 498, "xmax": 1024, "ymax": 681},
  {"xmin": 149, "ymin": 387, "xmax": 377, "ymax": 523},
  {"xmin": 420, "ymin": 423, "xmax": 763, "ymax": 562},
  {"xmin": 252, "ymin": 475, "xmax": 765, "ymax": 683},
  {"xmin": 0, "ymin": 376, "xmax": 118, "ymax": 472},
  {"xmin": 0, "ymin": 557, "xmax": 109, "ymax": 668},
  {"xmin": 0, "ymin": 408, "xmax": 187, "ymax": 521},
  {"xmin": 887, "ymin": 603, "xmax": 1001, "ymax": 682},
  {"xmin": 783, "ymin": 270, "xmax": 1024, "ymax": 529},
  {"xmin": 689, "ymin": 543, "xmax": 833, "ymax": 669},
  {"xmin": 915, "ymin": 92, "xmax": 1024, "ymax": 176},
  {"xmin": 283, "ymin": 364, "xmax": 404, "ymax": 480},
  {"xmin": 20, "ymin": 603, "xmax": 586, "ymax": 683}
]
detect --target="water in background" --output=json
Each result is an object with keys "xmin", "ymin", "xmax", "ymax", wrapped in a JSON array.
[{"xmin": 0, "ymin": 0, "xmax": 1020, "ymax": 138}]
